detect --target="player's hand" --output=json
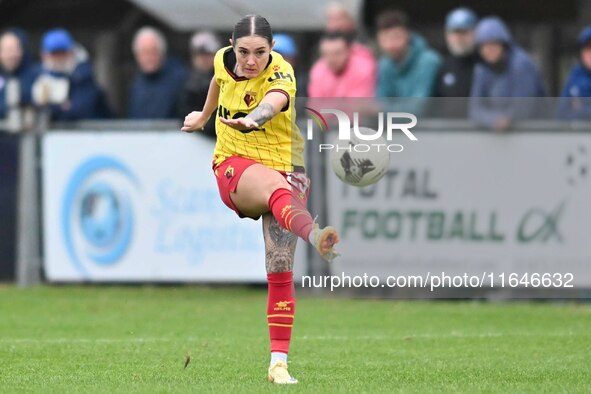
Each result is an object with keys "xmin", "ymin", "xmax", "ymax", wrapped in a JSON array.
[
  {"xmin": 181, "ymin": 111, "xmax": 208, "ymax": 133},
  {"xmin": 219, "ymin": 116, "xmax": 259, "ymax": 131}
]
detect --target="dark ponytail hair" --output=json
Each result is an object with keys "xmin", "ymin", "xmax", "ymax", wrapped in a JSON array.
[{"xmin": 232, "ymin": 14, "xmax": 273, "ymax": 45}]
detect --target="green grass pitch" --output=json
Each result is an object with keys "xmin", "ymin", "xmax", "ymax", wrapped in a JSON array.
[{"xmin": 1, "ymin": 285, "xmax": 590, "ymax": 393}]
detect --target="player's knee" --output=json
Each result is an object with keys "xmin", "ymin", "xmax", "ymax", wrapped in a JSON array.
[{"xmin": 262, "ymin": 175, "xmax": 290, "ymax": 200}]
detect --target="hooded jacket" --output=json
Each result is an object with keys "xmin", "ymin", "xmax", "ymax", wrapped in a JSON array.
[
  {"xmin": 377, "ymin": 33, "xmax": 440, "ymax": 116},
  {"xmin": 0, "ymin": 28, "xmax": 41, "ymax": 118},
  {"xmin": 469, "ymin": 17, "xmax": 546, "ymax": 128},
  {"xmin": 377, "ymin": 33, "xmax": 441, "ymax": 98}
]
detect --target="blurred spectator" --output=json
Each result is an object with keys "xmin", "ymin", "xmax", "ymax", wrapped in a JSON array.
[
  {"xmin": 273, "ymin": 33, "xmax": 308, "ymax": 97},
  {"xmin": 273, "ymin": 33, "xmax": 309, "ymax": 122},
  {"xmin": 470, "ymin": 17, "xmax": 546, "ymax": 130},
  {"xmin": 273, "ymin": 34, "xmax": 297, "ymax": 61},
  {"xmin": 376, "ymin": 10, "xmax": 441, "ymax": 98},
  {"xmin": 436, "ymin": 8, "xmax": 479, "ymax": 117},
  {"xmin": 128, "ymin": 26, "xmax": 187, "ymax": 119},
  {"xmin": 34, "ymin": 28, "xmax": 111, "ymax": 121},
  {"xmin": 325, "ymin": 2, "xmax": 357, "ymax": 34},
  {"xmin": 558, "ymin": 26, "xmax": 591, "ymax": 120},
  {"xmin": 179, "ymin": 31, "xmax": 220, "ymax": 138},
  {"xmin": 308, "ymin": 32, "xmax": 376, "ymax": 98},
  {"xmin": 325, "ymin": 1, "xmax": 375, "ymax": 63},
  {"xmin": 0, "ymin": 28, "xmax": 40, "ymax": 120},
  {"xmin": 375, "ymin": 10, "xmax": 440, "ymax": 116}
]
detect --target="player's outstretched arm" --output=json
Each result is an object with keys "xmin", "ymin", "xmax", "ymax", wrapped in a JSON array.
[
  {"xmin": 218, "ymin": 91, "xmax": 287, "ymax": 131},
  {"xmin": 181, "ymin": 77, "xmax": 220, "ymax": 133}
]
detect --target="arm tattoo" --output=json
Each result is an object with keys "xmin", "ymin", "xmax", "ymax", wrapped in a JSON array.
[
  {"xmin": 262, "ymin": 213, "xmax": 297, "ymax": 273},
  {"xmin": 246, "ymin": 103, "xmax": 274, "ymax": 127}
]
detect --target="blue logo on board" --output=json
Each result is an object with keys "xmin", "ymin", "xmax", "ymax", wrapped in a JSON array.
[{"xmin": 61, "ymin": 156, "xmax": 138, "ymax": 275}]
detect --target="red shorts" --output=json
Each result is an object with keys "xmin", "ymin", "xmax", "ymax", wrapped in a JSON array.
[{"xmin": 212, "ymin": 156, "xmax": 310, "ymax": 219}]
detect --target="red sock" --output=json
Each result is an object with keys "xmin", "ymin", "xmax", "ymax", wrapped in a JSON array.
[
  {"xmin": 268, "ymin": 188, "xmax": 314, "ymax": 241},
  {"xmin": 267, "ymin": 271, "xmax": 295, "ymax": 354}
]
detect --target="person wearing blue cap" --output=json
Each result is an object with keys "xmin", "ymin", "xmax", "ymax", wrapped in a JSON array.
[
  {"xmin": 469, "ymin": 17, "xmax": 546, "ymax": 131},
  {"xmin": 557, "ymin": 26, "xmax": 591, "ymax": 120},
  {"xmin": 435, "ymin": 7, "xmax": 479, "ymax": 117},
  {"xmin": 35, "ymin": 28, "xmax": 111, "ymax": 120}
]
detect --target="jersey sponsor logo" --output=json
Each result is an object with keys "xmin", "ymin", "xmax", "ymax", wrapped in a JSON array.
[
  {"xmin": 218, "ymin": 104, "xmax": 231, "ymax": 119},
  {"xmin": 243, "ymin": 91, "xmax": 257, "ymax": 107},
  {"xmin": 218, "ymin": 104, "xmax": 264, "ymax": 134},
  {"xmin": 218, "ymin": 105, "xmax": 248, "ymax": 121},
  {"xmin": 274, "ymin": 300, "xmax": 292, "ymax": 311},
  {"xmin": 268, "ymin": 71, "xmax": 293, "ymax": 83}
]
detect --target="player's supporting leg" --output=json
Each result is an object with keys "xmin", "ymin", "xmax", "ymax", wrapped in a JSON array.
[
  {"xmin": 262, "ymin": 212, "xmax": 298, "ymax": 384},
  {"xmin": 230, "ymin": 163, "xmax": 339, "ymax": 261}
]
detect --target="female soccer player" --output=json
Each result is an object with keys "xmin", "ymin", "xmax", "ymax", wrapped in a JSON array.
[{"xmin": 181, "ymin": 15, "xmax": 339, "ymax": 384}]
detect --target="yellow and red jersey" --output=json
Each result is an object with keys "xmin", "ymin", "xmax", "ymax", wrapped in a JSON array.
[{"xmin": 212, "ymin": 46, "xmax": 305, "ymax": 172}]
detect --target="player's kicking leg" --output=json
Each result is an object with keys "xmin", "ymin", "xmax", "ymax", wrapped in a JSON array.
[
  {"xmin": 231, "ymin": 163, "xmax": 340, "ymax": 261},
  {"xmin": 262, "ymin": 212, "xmax": 299, "ymax": 384},
  {"xmin": 267, "ymin": 186, "xmax": 339, "ymax": 261}
]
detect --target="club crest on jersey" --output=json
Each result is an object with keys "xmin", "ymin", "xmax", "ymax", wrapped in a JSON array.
[
  {"xmin": 273, "ymin": 64, "xmax": 280, "ymax": 72},
  {"xmin": 244, "ymin": 91, "xmax": 257, "ymax": 107},
  {"xmin": 225, "ymin": 166, "xmax": 234, "ymax": 179}
]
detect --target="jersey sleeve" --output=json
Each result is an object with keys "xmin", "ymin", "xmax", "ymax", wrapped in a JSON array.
[{"xmin": 264, "ymin": 56, "xmax": 297, "ymax": 111}]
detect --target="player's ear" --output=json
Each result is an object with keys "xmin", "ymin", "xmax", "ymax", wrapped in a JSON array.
[
  {"xmin": 229, "ymin": 38, "xmax": 234, "ymax": 47},
  {"xmin": 270, "ymin": 39, "xmax": 276, "ymax": 51}
]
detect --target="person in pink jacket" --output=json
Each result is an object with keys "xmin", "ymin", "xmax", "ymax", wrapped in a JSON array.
[
  {"xmin": 308, "ymin": 32, "xmax": 376, "ymax": 98},
  {"xmin": 325, "ymin": 1, "xmax": 376, "ymax": 66}
]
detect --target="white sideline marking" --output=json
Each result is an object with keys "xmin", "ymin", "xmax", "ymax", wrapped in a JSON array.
[
  {"xmin": 0, "ymin": 337, "xmax": 177, "ymax": 344},
  {"xmin": 0, "ymin": 331, "xmax": 583, "ymax": 345},
  {"xmin": 300, "ymin": 331, "xmax": 582, "ymax": 340}
]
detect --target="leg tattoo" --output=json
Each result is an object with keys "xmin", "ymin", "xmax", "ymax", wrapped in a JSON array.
[{"xmin": 263, "ymin": 212, "xmax": 297, "ymax": 273}]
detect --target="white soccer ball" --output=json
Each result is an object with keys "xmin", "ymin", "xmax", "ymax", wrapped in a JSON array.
[{"xmin": 329, "ymin": 128, "xmax": 390, "ymax": 187}]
